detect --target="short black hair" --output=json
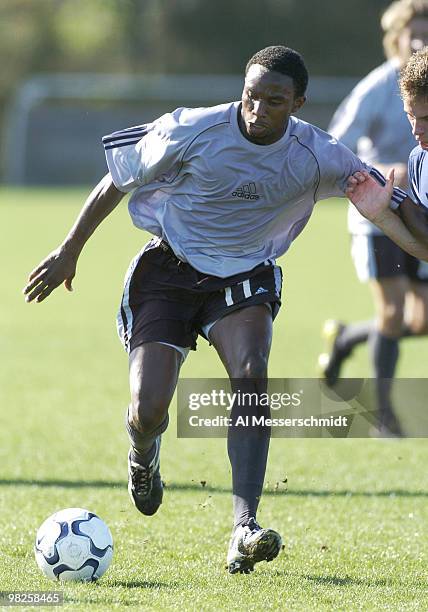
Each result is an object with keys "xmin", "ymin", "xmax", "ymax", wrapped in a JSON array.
[{"xmin": 245, "ymin": 46, "xmax": 308, "ymax": 98}]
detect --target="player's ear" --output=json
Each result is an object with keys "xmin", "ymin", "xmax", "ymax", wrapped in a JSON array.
[{"xmin": 292, "ymin": 96, "xmax": 306, "ymax": 113}]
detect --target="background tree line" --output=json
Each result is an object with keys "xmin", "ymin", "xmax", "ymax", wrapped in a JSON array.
[
  {"xmin": 1, "ymin": 0, "xmax": 392, "ymax": 183},
  {"xmin": 2, "ymin": 0, "xmax": 391, "ymax": 99}
]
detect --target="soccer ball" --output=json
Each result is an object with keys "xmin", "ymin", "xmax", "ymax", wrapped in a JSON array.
[{"xmin": 34, "ymin": 508, "xmax": 113, "ymax": 582}]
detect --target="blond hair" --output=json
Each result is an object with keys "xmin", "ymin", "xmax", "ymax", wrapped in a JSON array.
[
  {"xmin": 399, "ymin": 46, "xmax": 428, "ymax": 100},
  {"xmin": 382, "ymin": 0, "xmax": 428, "ymax": 59}
]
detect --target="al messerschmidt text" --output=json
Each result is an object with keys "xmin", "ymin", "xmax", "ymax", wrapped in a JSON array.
[{"xmin": 188, "ymin": 415, "xmax": 349, "ymax": 427}]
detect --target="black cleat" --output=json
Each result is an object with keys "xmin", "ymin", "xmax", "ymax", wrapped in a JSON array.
[
  {"xmin": 318, "ymin": 319, "xmax": 350, "ymax": 386},
  {"xmin": 128, "ymin": 437, "xmax": 163, "ymax": 516},
  {"xmin": 370, "ymin": 413, "xmax": 405, "ymax": 438},
  {"xmin": 227, "ymin": 518, "xmax": 282, "ymax": 574}
]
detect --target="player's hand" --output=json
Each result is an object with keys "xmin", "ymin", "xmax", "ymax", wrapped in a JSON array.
[
  {"xmin": 345, "ymin": 169, "xmax": 395, "ymax": 223},
  {"xmin": 23, "ymin": 247, "xmax": 78, "ymax": 303}
]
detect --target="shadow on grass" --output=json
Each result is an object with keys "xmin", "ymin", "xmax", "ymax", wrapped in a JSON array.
[
  {"xmin": 63, "ymin": 579, "xmax": 179, "ymax": 605},
  {"xmin": 107, "ymin": 579, "xmax": 178, "ymax": 589},
  {"xmin": 303, "ymin": 574, "xmax": 393, "ymax": 587},
  {"xmin": 302, "ymin": 574, "xmax": 368, "ymax": 587},
  {"xmin": 269, "ymin": 572, "xmax": 409, "ymax": 588},
  {"xmin": 0, "ymin": 479, "xmax": 427, "ymax": 497}
]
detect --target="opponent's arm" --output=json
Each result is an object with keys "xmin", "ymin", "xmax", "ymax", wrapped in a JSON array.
[
  {"xmin": 345, "ymin": 169, "xmax": 428, "ymax": 261},
  {"xmin": 370, "ymin": 162, "xmax": 408, "ymax": 189},
  {"xmin": 397, "ymin": 197, "xmax": 428, "ymax": 246},
  {"xmin": 23, "ymin": 174, "xmax": 125, "ymax": 303}
]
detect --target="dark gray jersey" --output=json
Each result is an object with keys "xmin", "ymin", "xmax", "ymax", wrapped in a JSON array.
[{"xmin": 103, "ymin": 102, "xmax": 405, "ymax": 277}]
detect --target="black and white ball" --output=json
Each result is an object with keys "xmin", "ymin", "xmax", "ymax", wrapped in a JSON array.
[{"xmin": 34, "ymin": 508, "xmax": 113, "ymax": 582}]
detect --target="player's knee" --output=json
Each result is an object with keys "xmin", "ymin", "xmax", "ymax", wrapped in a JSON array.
[
  {"xmin": 378, "ymin": 304, "xmax": 404, "ymax": 336},
  {"xmin": 407, "ymin": 318, "xmax": 428, "ymax": 335},
  {"xmin": 129, "ymin": 393, "xmax": 169, "ymax": 434},
  {"xmin": 231, "ymin": 353, "xmax": 268, "ymax": 380}
]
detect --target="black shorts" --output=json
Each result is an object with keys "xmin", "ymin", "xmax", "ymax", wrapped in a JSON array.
[
  {"xmin": 117, "ymin": 239, "xmax": 283, "ymax": 353},
  {"xmin": 351, "ymin": 234, "xmax": 428, "ymax": 282}
]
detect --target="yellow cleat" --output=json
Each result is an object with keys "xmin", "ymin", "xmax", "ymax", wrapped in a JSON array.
[
  {"xmin": 322, "ymin": 319, "xmax": 341, "ymax": 342},
  {"xmin": 318, "ymin": 319, "xmax": 347, "ymax": 386}
]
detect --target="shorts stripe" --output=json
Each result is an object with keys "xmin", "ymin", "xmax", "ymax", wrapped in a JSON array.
[
  {"xmin": 351, "ymin": 235, "xmax": 372, "ymax": 282},
  {"xmin": 417, "ymin": 259, "xmax": 428, "ymax": 279},
  {"xmin": 224, "ymin": 286, "xmax": 233, "ymax": 306},
  {"xmin": 117, "ymin": 244, "xmax": 151, "ymax": 352},
  {"xmin": 367, "ymin": 236, "xmax": 378, "ymax": 279},
  {"xmin": 273, "ymin": 265, "xmax": 282, "ymax": 297},
  {"xmin": 242, "ymin": 279, "xmax": 252, "ymax": 298}
]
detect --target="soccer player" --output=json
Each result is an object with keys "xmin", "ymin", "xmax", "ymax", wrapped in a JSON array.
[
  {"xmin": 346, "ymin": 48, "xmax": 428, "ymax": 265},
  {"xmin": 319, "ymin": 0, "xmax": 428, "ymax": 437},
  {"xmin": 401, "ymin": 48, "xmax": 428, "ymax": 208},
  {"xmin": 22, "ymin": 46, "xmax": 428, "ymax": 574}
]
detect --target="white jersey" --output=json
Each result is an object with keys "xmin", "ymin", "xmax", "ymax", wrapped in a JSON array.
[
  {"xmin": 408, "ymin": 145, "xmax": 428, "ymax": 209},
  {"xmin": 103, "ymin": 101, "xmax": 406, "ymax": 277},
  {"xmin": 329, "ymin": 60, "xmax": 415, "ymax": 236}
]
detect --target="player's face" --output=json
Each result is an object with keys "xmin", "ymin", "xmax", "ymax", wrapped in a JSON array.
[
  {"xmin": 240, "ymin": 64, "xmax": 306, "ymax": 145},
  {"xmin": 404, "ymin": 95, "xmax": 428, "ymax": 149},
  {"xmin": 397, "ymin": 17, "xmax": 428, "ymax": 64}
]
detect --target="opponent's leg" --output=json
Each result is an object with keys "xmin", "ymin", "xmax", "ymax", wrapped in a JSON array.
[
  {"xmin": 319, "ymin": 234, "xmax": 402, "ymax": 388},
  {"xmin": 319, "ymin": 319, "xmax": 375, "ymax": 386},
  {"xmin": 127, "ymin": 342, "xmax": 184, "ymax": 515},
  {"xmin": 319, "ymin": 284, "xmax": 428, "ymax": 386},
  {"xmin": 369, "ymin": 277, "xmax": 407, "ymax": 436},
  {"xmin": 404, "ymin": 282, "xmax": 428, "ymax": 335},
  {"xmin": 210, "ymin": 304, "xmax": 282, "ymax": 572}
]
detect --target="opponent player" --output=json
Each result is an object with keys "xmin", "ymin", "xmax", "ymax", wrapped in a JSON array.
[
  {"xmin": 347, "ymin": 48, "xmax": 428, "ymax": 260},
  {"xmin": 22, "ymin": 46, "xmax": 428, "ymax": 574},
  {"xmin": 402, "ymin": 47, "xmax": 428, "ymax": 208},
  {"xmin": 319, "ymin": 0, "xmax": 428, "ymax": 437}
]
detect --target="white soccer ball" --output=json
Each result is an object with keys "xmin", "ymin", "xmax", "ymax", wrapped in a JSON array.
[{"xmin": 34, "ymin": 508, "xmax": 113, "ymax": 582}]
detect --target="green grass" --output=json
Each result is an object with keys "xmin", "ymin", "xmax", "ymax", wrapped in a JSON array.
[{"xmin": 1, "ymin": 188, "xmax": 427, "ymax": 610}]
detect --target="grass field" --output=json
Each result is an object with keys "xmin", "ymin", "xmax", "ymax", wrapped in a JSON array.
[{"xmin": 1, "ymin": 188, "xmax": 427, "ymax": 611}]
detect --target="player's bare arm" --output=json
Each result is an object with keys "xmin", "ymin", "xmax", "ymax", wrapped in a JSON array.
[
  {"xmin": 397, "ymin": 196, "xmax": 428, "ymax": 245},
  {"xmin": 23, "ymin": 174, "xmax": 124, "ymax": 303},
  {"xmin": 346, "ymin": 169, "xmax": 428, "ymax": 260}
]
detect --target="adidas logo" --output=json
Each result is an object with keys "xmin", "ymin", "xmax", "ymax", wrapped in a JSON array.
[
  {"xmin": 232, "ymin": 182, "xmax": 260, "ymax": 200},
  {"xmin": 255, "ymin": 286, "xmax": 268, "ymax": 294}
]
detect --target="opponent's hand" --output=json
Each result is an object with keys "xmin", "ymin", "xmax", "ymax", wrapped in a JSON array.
[
  {"xmin": 345, "ymin": 169, "xmax": 395, "ymax": 223},
  {"xmin": 23, "ymin": 247, "xmax": 77, "ymax": 303}
]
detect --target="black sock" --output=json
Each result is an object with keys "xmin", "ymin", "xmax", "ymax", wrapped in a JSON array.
[
  {"xmin": 227, "ymin": 380, "xmax": 270, "ymax": 530},
  {"xmin": 369, "ymin": 332, "xmax": 399, "ymax": 421},
  {"xmin": 337, "ymin": 320, "xmax": 375, "ymax": 354},
  {"xmin": 125, "ymin": 406, "xmax": 168, "ymax": 465},
  {"xmin": 129, "ymin": 442, "xmax": 157, "ymax": 466}
]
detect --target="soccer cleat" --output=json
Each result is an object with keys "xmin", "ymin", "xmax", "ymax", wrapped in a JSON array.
[
  {"xmin": 318, "ymin": 319, "xmax": 350, "ymax": 387},
  {"xmin": 128, "ymin": 437, "xmax": 163, "ymax": 516},
  {"xmin": 227, "ymin": 518, "xmax": 282, "ymax": 574},
  {"xmin": 369, "ymin": 413, "xmax": 405, "ymax": 439}
]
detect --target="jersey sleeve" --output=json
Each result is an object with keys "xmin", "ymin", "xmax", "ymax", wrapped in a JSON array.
[
  {"xmin": 317, "ymin": 137, "xmax": 407, "ymax": 209},
  {"xmin": 328, "ymin": 74, "xmax": 384, "ymax": 152},
  {"xmin": 102, "ymin": 110, "xmax": 190, "ymax": 193}
]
